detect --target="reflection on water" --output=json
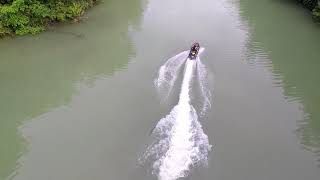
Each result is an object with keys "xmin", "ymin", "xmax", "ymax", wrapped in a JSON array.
[
  {"xmin": 239, "ymin": 0, "xmax": 320, "ymax": 165},
  {"xmin": 0, "ymin": 0, "xmax": 145, "ymax": 179}
]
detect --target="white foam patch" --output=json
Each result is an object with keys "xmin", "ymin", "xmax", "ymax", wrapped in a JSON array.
[{"xmin": 155, "ymin": 51, "xmax": 188, "ymax": 99}]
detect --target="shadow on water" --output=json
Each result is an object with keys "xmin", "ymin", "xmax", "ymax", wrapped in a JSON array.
[
  {"xmin": 239, "ymin": 0, "xmax": 320, "ymax": 166},
  {"xmin": 0, "ymin": 0, "xmax": 146, "ymax": 179}
]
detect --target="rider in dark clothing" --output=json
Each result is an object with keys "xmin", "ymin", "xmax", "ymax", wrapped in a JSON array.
[
  {"xmin": 191, "ymin": 43, "xmax": 200, "ymax": 52},
  {"xmin": 189, "ymin": 43, "xmax": 200, "ymax": 59}
]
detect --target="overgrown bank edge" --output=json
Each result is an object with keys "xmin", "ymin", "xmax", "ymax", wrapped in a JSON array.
[
  {"xmin": 298, "ymin": 0, "xmax": 320, "ymax": 21},
  {"xmin": 1, "ymin": 0, "xmax": 319, "ymax": 37},
  {"xmin": 0, "ymin": 0, "xmax": 97, "ymax": 37}
]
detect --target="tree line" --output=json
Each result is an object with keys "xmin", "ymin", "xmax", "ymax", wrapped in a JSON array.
[
  {"xmin": 297, "ymin": 0, "xmax": 320, "ymax": 21},
  {"xmin": 0, "ymin": 0, "xmax": 97, "ymax": 37}
]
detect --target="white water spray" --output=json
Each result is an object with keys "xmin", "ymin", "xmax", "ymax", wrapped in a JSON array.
[
  {"xmin": 197, "ymin": 58, "xmax": 212, "ymax": 116},
  {"xmin": 155, "ymin": 51, "xmax": 189, "ymax": 100},
  {"xmin": 142, "ymin": 49, "xmax": 212, "ymax": 180}
]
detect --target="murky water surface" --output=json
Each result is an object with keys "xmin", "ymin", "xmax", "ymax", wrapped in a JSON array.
[{"xmin": 0, "ymin": 0, "xmax": 319, "ymax": 179}]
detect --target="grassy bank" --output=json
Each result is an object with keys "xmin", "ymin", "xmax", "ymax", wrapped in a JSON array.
[
  {"xmin": 0, "ymin": 0, "xmax": 96, "ymax": 37},
  {"xmin": 297, "ymin": 0, "xmax": 320, "ymax": 21}
]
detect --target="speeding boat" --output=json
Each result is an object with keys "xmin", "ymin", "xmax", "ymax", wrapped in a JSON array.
[{"xmin": 188, "ymin": 43, "xmax": 200, "ymax": 60}]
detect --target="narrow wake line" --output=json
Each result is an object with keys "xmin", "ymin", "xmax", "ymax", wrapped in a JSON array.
[
  {"xmin": 197, "ymin": 59, "xmax": 212, "ymax": 117},
  {"xmin": 142, "ymin": 49, "xmax": 212, "ymax": 180}
]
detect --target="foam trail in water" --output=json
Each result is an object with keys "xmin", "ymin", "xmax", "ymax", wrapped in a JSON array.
[
  {"xmin": 142, "ymin": 50, "xmax": 211, "ymax": 180},
  {"xmin": 155, "ymin": 51, "xmax": 189, "ymax": 99},
  {"xmin": 196, "ymin": 56, "xmax": 212, "ymax": 116}
]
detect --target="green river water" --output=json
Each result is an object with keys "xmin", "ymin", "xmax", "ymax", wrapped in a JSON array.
[{"xmin": 0, "ymin": 0, "xmax": 319, "ymax": 179}]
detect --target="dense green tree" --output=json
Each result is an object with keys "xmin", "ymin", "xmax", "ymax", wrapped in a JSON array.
[
  {"xmin": 298, "ymin": 0, "xmax": 317, "ymax": 10},
  {"xmin": 0, "ymin": 0, "xmax": 97, "ymax": 37},
  {"xmin": 296, "ymin": 0, "xmax": 320, "ymax": 20}
]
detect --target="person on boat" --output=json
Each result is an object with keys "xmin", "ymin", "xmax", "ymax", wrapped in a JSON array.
[{"xmin": 188, "ymin": 43, "xmax": 200, "ymax": 59}]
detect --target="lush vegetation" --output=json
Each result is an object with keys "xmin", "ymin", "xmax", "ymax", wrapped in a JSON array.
[
  {"xmin": 297, "ymin": 0, "xmax": 320, "ymax": 21},
  {"xmin": 0, "ymin": 0, "xmax": 96, "ymax": 37}
]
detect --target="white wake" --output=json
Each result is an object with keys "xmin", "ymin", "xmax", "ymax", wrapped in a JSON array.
[
  {"xmin": 154, "ymin": 51, "xmax": 189, "ymax": 100},
  {"xmin": 142, "ymin": 49, "xmax": 212, "ymax": 180}
]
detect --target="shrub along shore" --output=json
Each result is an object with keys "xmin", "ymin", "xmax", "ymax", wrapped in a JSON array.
[
  {"xmin": 297, "ymin": 0, "xmax": 320, "ymax": 21},
  {"xmin": 0, "ymin": 0, "xmax": 97, "ymax": 37}
]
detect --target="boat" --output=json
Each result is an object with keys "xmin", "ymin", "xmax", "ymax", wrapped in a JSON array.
[{"xmin": 188, "ymin": 43, "xmax": 200, "ymax": 60}]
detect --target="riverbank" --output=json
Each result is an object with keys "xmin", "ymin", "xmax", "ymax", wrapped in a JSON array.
[
  {"xmin": 0, "ymin": 0, "xmax": 97, "ymax": 37},
  {"xmin": 298, "ymin": 0, "xmax": 320, "ymax": 21}
]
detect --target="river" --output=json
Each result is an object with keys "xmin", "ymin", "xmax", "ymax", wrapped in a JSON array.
[{"xmin": 0, "ymin": 0, "xmax": 319, "ymax": 180}]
